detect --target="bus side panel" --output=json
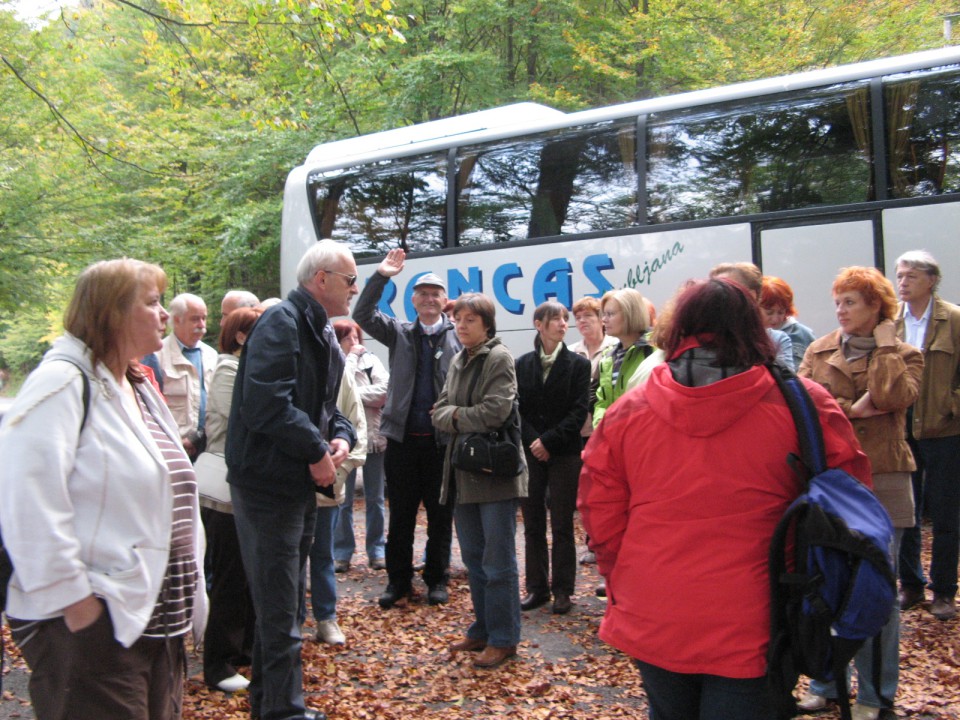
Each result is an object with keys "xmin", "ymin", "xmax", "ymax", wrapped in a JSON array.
[
  {"xmin": 761, "ymin": 220, "xmax": 876, "ymax": 338},
  {"xmin": 883, "ymin": 205, "xmax": 960, "ymax": 305},
  {"xmin": 356, "ymin": 224, "xmax": 753, "ymax": 358},
  {"xmin": 280, "ymin": 167, "xmax": 316, "ymax": 295}
]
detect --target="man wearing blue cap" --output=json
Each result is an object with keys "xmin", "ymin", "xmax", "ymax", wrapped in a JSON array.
[{"xmin": 354, "ymin": 248, "xmax": 462, "ymax": 608}]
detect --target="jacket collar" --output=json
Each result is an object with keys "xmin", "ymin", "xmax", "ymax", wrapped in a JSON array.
[{"xmin": 289, "ymin": 285, "xmax": 330, "ymax": 341}]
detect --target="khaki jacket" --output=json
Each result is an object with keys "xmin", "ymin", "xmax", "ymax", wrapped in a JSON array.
[
  {"xmin": 798, "ymin": 328, "xmax": 922, "ymax": 475},
  {"xmin": 896, "ymin": 297, "xmax": 960, "ymax": 440},
  {"xmin": 158, "ymin": 333, "xmax": 217, "ymax": 439},
  {"xmin": 432, "ymin": 338, "xmax": 528, "ymax": 505}
]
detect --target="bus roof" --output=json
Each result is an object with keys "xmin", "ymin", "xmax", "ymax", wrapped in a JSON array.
[{"xmin": 298, "ymin": 45, "xmax": 960, "ymax": 175}]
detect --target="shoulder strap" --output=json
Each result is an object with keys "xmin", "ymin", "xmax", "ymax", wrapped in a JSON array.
[
  {"xmin": 463, "ymin": 353, "xmax": 488, "ymax": 407},
  {"xmin": 55, "ymin": 358, "xmax": 92, "ymax": 433},
  {"xmin": 768, "ymin": 364, "xmax": 827, "ymax": 479}
]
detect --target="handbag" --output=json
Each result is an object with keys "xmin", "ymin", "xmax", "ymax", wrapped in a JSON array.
[
  {"xmin": 449, "ymin": 353, "xmax": 524, "ymax": 479},
  {"xmin": 194, "ymin": 450, "xmax": 231, "ymax": 506}
]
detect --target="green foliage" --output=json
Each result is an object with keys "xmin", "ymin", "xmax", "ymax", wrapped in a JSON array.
[{"xmin": 0, "ymin": 0, "xmax": 953, "ymax": 374}]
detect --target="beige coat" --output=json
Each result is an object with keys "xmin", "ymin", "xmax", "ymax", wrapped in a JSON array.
[
  {"xmin": 157, "ymin": 333, "xmax": 217, "ymax": 439},
  {"xmin": 432, "ymin": 337, "xmax": 527, "ymax": 505},
  {"xmin": 317, "ymin": 370, "xmax": 367, "ymax": 508},
  {"xmin": 896, "ymin": 296, "xmax": 960, "ymax": 440}
]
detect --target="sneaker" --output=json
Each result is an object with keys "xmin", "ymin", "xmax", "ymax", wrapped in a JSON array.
[
  {"xmin": 315, "ymin": 619, "xmax": 346, "ymax": 645},
  {"xmin": 369, "ymin": 557, "xmax": 386, "ymax": 570},
  {"xmin": 850, "ymin": 704, "xmax": 880, "ymax": 720},
  {"xmin": 796, "ymin": 692, "xmax": 830, "ymax": 712},
  {"xmin": 215, "ymin": 673, "xmax": 250, "ymax": 693},
  {"xmin": 334, "ymin": 560, "xmax": 350, "ymax": 574},
  {"xmin": 930, "ymin": 593, "xmax": 957, "ymax": 621},
  {"xmin": 580, "ymin": 551, "xmax": 596, "ymax": 565}
]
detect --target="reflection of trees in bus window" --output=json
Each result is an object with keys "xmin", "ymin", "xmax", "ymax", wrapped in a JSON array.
[
  {"xmin": 885, "ymin": 67, "xmax": 960, "ymax": 198},
  {"xmin": 308, "ymin": 154, "xmax": 447, "ymax": 257},
  {"xmin": 646, "ymin": 83, "xmax": 873, "ymax": 223},
  {"xmin": 456, "ymin": 122, "xmax": 637, "ymax": 246}
]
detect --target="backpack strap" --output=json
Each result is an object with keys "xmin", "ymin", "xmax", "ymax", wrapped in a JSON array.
[
  {"xmin": 56, "ymin": 358, "xmax": 92, "ymax": 432},
  {"xmin": 767, "ymin": 364, "xmax": 827, "ymax": 478}
]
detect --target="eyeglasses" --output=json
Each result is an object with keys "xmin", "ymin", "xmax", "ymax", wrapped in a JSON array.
[{"xmin": 322, "ymin": 269, "xmax": 358, "ymax": 287}]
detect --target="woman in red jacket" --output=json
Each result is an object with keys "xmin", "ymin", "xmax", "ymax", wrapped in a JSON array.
[{"xmin": 578, "ymin": 278, "xmax": 871, "ymax": 720}]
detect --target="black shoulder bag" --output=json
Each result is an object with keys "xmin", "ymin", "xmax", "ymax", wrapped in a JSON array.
[{"xmin": 450, "ymin": 353, "xmax": 524, "ymax": 479}]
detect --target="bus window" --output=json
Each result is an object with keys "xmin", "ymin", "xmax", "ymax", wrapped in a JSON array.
[
  {"xmin": 455, "ymin": 122, "xmax": 638, "ymax": 246},
  {"xmin": 308, "ymin": 152, "xmax": 448, "ymax": 257},
  {"xmin": 885, "ymin": 65, "xmax": 960, "ymax": 198},
  {"xmin": 646, "ymin": 82, "xmax": 873, "ymax": 223}
]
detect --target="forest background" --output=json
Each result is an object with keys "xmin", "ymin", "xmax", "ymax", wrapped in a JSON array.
[{"xmin": 0, "ymin": 0, "xmax": 957, "ymax": 383}]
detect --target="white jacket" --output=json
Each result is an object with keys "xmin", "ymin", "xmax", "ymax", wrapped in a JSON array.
[
  {"xmin": 0, "ymin": 334, "xmax": 207, "ymax": 647},
  {"xmin": 157, "ymin": 333, "xmax": 217, "ymax": 438},
  {"xmin": 316, "ymin": 370, "xmax": 367, "ymax": 508}
]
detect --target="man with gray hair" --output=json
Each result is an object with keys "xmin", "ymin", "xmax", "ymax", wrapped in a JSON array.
[
  {"xmin": 221, "ymin": 289, "xmax": 260, "ymax": 318},
  {"xmin": 895, "ymin": 250, "xmax": 960, "ymax": 621},
  {"xmin": 226, "ymin": 239, "xmax": 359, "ymax": 720},
  {"xmin": 158, "ymin": 292, "xmax": 218, "ymax": 459}
]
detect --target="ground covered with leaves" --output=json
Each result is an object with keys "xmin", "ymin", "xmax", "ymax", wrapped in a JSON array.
[{"xmin": 2, "ymin": 515, "xmax": 959, "ymax": 719}]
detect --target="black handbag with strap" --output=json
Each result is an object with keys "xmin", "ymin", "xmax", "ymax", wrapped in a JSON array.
[{"xmin": 449, "ymin": 353, "xmax": 524, "ymax": 479}]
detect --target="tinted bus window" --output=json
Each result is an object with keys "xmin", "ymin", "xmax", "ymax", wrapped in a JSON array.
[
  {"xmin": 308, "ymin": 153, "xmax": 448, "ymax": 257},
  {"xmin": 647, "ymin": 83, "xmax": 873, "ymax": 223},
  {"xmin": 456, "ymin": 122, "xmax": 638, "ymax": 245},
  {"xmin": 885, "ymin": 65, "xmax": 960, "ymax": 198}
]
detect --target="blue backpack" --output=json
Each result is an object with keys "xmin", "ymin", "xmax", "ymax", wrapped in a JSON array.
[{"xmin": 766, "ymin": 365, "xmax": 897, "ymax": 720}]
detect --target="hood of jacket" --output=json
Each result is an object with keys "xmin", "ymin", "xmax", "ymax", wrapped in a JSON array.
[{"xmin": 644, "ymin": 361, "xmax": 775, "ymax": 438}]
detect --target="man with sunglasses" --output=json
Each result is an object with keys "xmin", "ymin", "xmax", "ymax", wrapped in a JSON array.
[{"xmin": 354, "ymin": 248, "xmax": 461, "ymax": 609}]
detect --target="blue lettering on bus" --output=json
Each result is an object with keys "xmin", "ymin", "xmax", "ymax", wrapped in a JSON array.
[
  {"xmin": 583, "ymin": 254, "xmax": 615, "ymax": 297},
  {"xmin": 494, "ymin": 263, "xmax": 524, "ymax": 315},
  {"xmin": 374, "ymin": 275, "xmax": 399, "ymax": 317},
  {"xmin": 532, "ymin": 258, "xmax": 573, "ymax": 307},
  {"xmin": 447, "ymin": 266, "xmax": 482, "ymax": 299}
]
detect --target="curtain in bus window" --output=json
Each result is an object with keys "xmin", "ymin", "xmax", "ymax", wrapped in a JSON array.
[
  {"xmin": 646, "ymin": 83, "xmax": 873, "ymax": 223},
  {"xmin": 308, "ymin": 153, "xmax": 447, "ymax": 257},
  {"xmin": 884, "ymin": 67, "xmax": 960, "ymax": 198},
  {"xmin": 456, "ymin": 122, "xmax": 637, "ymax": 246}
]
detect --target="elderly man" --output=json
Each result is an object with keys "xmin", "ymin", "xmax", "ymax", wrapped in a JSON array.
[
  {"xmin": 221, "ymin": 289, "xmax": 260, "ymax": 318},
  {"xmin": 895, "ymin": 250, "xmax": 960, "ymax": 621},
  {"xmin": 354, "ymin": 248, "xmax": 461, "ymax": 609},
  {"xmin": 158, "ymin": 293, "xmax": 218, "ymax": 459},
  {"xmin": 226, "ymin": 239, "xmax": 359, "ymax": 720}
]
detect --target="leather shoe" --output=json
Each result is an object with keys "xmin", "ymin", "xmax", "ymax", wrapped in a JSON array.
[
  {"xmin": 449, "ymin": 636, "xmax": 486, "ymax": 652},
  {"xmin": 333, "ymin": 560, "xmax": 350, "ymax": 573},
  {"xmin": 428, "ymin": 584, "xmax": 449, "ymax": 605},
  {"xmin": 931, "ymin": 593, "xmax": 957, "ymax": 621},
  {"xmin": 899, "ymin": 585, "xmax": 924, "ymax": 611},
  {"xmin": 552, "ymin": 593, "xmax": 572, "ymax": 615},
  {"xmin": 520, "ymin": 592, "xmax": 550, "ymax": 611},
  {"xmin": 378, "ymin": 583, "xmax": 410, "ymax": 609},
  {"xmin": 472, "ymin": 644, "xmax": 517, "ymax": 668}
]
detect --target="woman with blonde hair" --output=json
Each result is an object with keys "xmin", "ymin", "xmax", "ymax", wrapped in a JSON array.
[
  {"xmin": 797, "ymin": 266, "xmax": 922, "ymax": 720},
  {"xmin": 0, "ymin": 259, "xmax": 206, "ymax": 720}
]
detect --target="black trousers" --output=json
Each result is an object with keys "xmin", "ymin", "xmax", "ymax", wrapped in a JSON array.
[
  {"xmin": 383, "ymin": 435, "xmax": 453, "ymax": 589},
  {"xmin": 520, "ymin": 451, "xmax": 581, "ymax": 596}
]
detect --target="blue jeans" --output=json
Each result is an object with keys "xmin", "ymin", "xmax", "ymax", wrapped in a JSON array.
[
  {"xmin": 309, "ymin": 506, "xmax": 339, "ymax": 622},
  {"xmin": 333, "ymin": 453, "xmax": 386, "ymax": 563},
  {"xmin": 899, "ymin": 433, "xmax": 960, "ymax": 598},
  {"xmin": 454, "ymin": 498, "xmax": 522, "ymax": 648},
  {"xmin": 232, "ymin": 483, "xmax": 316, "ymax": 720},
  {"xmin": 634, "ymin": 660, "xmax": 773, "ymax": 720},
  {"xmin": 810, "ymin": 529, "xmax": 904, "ymax": 709}
]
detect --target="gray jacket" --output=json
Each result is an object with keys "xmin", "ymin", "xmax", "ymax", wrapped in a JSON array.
[
  {"xmin": 432, "ymin": 338, "xmax": 528, "ymax": 505},
  {"xmin": 353, "ymin": 271, "xmax": 461, "ymax": 442}
]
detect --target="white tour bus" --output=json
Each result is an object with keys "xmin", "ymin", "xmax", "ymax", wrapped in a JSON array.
[{"xmin": 281, "ymin": 46, "xmax": 960, "ymax": 355}]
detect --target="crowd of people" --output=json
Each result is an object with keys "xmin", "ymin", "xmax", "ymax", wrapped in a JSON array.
[{"xmin": 0, "ymin": 243, "xmax": 957, "ymax": 720}]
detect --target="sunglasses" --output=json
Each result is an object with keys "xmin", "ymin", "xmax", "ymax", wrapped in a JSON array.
[{"xmin": 322, "ymin": 270, "xmax": 358, "ymax": 287}]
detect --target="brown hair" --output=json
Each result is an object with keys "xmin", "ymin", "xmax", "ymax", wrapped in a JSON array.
[
  {"xmin": 452, "ymin": 293, "xmax": 497, "ymax": 338},
  {"xmin": 333, "ymin": 319, "xmax": 363, "ymax": 345},
  {"xmin": 832, "ymin": 267, "xmax": 899, "ymax": 322},
  {"xmin": 64, "ymin": 258, "xmax": 167, "ymax": 380},
  {"xmin": 710, "ymin": 262, "xmax": 763, "ymax": 299},
  {"xmin": 760, "ymin": 276, "xmax": 798, "ymax": 316},
  {"xmin": 571, "ymin": 296, "xmax": 602, "ymax": 318},
  {"xmin": 219, "ymin": 306, "xmax": 263, "ymax": 354}
]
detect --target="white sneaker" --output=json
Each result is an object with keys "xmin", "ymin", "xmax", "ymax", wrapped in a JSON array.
[
  {"xmin": 850, "ymin": 704, "xmax": 880, "ymax": 720},
  {"xmin": 316, "ymin": 618, "xmax": 345, "ymax": 645},
  {"xmin": 796, "ymin": 692, "xmax": 829, "ymax": 712},
  {"xmin": 216, "ymin": 673, "xmax": 250, "ymax": 693}
]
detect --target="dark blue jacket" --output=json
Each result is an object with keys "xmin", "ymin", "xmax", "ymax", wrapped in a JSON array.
[
  {"xmin": 226, "ymin": 287, "xmax": 355, "ymax": 500},
  {"xmin": 515, "ymin": 342, "xmax": 590, "ymax": 458}
]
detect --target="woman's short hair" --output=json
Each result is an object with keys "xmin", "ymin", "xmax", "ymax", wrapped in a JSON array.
[
  {"xmin": 760, "ymin": 276, "xmax": 798, "ymax": 317},
  {"xmin": 600, "ymin": 288, "xmax": 651, "ymax": 336},
  {"xmin": 64, "ymin": 258, "xmax": 168, "ymax": 376},
  {"xmin": 709, "ymin": 262, "xmax": 763, "ymax": 299},
  {"xmin": 896, "ymin": 250, "xmax": 941, "ymax": 292},
  {"xmin": 832, "ymin": 267, "xmax": 899, "ymax": 322},
  {"xmin": 661, "ymin": 278, "xmax": 776, "ymax": 367},
  {"xmin": 296, "ymin": 239, "xmax": 352, "ymax": 286},
  {"xmin": 453, "ymin": 293, "xmax": 497, "ymax": 338},
  {"xmin": 333, "ymin": 319, "xmax": 362, "ymax": 345},
  {"xmin": 219, "ymin": 307, "xmax": 262, "ymax": 354},
  {"xmin": 532, "ymin": 301, "xmax": 569, "ymax": 349},
  {"xmin": 571, "ymin": 296, "xmax": 602, "ymax": 318}
]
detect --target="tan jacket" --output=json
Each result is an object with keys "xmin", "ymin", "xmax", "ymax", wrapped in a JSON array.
[
  {"xmin": 798, "ymin": 328, "xmax": 922, "ymax": 475},
  {"xmin": 896, "ymin": 296, "xmax": 960, "ymax": 440},
  {"xmin": 157, "ymin": 333, "xmax": 217, "ymax": 439}
]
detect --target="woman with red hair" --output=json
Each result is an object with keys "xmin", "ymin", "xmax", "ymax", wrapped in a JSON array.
[
  {"xmin": 797, "ymin": 266, "xmax": 922, "ymax": 719},
  {"xmin": 760, "ymin": 276, "xmax": 816, "ymax": 369}
]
